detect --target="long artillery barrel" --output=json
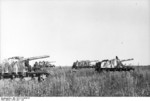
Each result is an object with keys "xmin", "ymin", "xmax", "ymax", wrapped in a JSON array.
[
  {"xmin": 21, "ymin": 55, "xmax": 50, "ymax": 61},
  {"xmin": 120, "ymin": 58, "xmax": 134, "ymax": 62}
]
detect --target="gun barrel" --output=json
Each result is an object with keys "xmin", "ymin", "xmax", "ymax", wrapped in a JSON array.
[
  {"xmin": 121, "ymin": 58, "xmax": 134, "ymax": 62},
  {"xmin": 21, "ymin": 55, "xmax": 50, "ymax": 61}
]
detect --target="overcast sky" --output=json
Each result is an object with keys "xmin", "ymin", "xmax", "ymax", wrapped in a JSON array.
[{"xmin": 1, "ymin": 0, "xmax": 150, "ymax": 66}]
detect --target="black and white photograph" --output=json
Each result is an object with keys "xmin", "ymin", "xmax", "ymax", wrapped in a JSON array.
[{"xmin": 0, "ymin": 0, "xmax": 150, "ymax": 98}]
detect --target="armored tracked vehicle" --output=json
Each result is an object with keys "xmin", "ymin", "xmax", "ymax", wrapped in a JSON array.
[
  {"xmin": 34, "ymin": 61, "xmax": 55, "ymax": 68},
  {"xmin": 72, "ymin": 60, "xmax": 99, "ymax": 69},
  {"xmin": 0, "ymin": 55, "xmax": 50, "ymax": 81},
  {"xmin": 95, "ymin": 56, "xmax": 134, "ymax": 72}
]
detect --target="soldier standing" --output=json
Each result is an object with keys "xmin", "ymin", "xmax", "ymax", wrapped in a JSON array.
[
  {"xmin": 33, "ymin": 62, "xmax": 39, "ymax": 71},
  {"xmin": 25, "ymin": 60, "xmax": 32, "ymax": 72},
  {"xmin": 116, "ymin": 56, "xmax": 124, "ymax": 68}
]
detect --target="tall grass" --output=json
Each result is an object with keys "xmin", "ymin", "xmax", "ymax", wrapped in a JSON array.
[{"xmin": 0, "ymin": 66, "xmax": 150, "ymax": 96}]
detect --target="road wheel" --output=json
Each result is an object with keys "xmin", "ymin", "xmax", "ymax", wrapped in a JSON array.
[
  {"xmin": 38, "ymin": 74, "xmax": 46, "ymax": 82},
  {"xmin": 31, "ymin": 74, "xmax": 36, "ymax": 80},
  {"xmin": 19, "ymin": 75, "xmax": 24, "ymax": 81},
  {"xmin": 11, "ymin": 74, "xmax": 16, "ymax": 80},
  {"xmin": 0, "ymin": 75, "xmax": 3, "ymax": 80}
]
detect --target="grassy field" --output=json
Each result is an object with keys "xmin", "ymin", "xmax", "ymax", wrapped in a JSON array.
[{"xmin": 0, "ymin": 66, "xmax": 150, "ymax": 96}]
